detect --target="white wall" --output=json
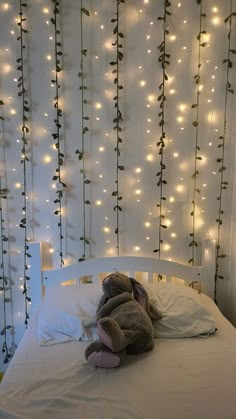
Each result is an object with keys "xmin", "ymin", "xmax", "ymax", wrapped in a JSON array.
[{"xmin": 0, "ymin": 0, "xmax": 236, "ymax": 371}]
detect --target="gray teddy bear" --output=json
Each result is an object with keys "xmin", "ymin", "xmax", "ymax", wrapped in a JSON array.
[{"xmin": 85, "ymin": 272, "xmax": 162, "ymax": 368}]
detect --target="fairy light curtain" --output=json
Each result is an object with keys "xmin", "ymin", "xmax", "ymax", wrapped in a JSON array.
[{"xmin": 0, "ymin": 0, "xmax": 236, "ymax": 371}]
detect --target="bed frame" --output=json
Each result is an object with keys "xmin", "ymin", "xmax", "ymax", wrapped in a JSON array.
[{"xmin": 28, "ymin": 239, "xmax": 216, "ymax": 315}]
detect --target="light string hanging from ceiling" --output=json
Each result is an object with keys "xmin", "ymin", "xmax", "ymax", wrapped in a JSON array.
[
  {"xmin": 0, "ymin": 150, "xmax": 12, "ymax": 363},
  {"xmin": 153, "ymin": 0, "xmax": 171, "ymax": 259},
  {"xmin": 17, "ymin": 0, "xmax": 31, "ymax": 326},
  {"xmin": 110, "ymin": 0, "xmax": 125, "ymax": 256},
  {"xmin": 188, "ymin": 0, "xmax": 207, "ymax": 266},
  {"xmin": 76, "ymin": 2, "xmax": 91, "ymax": 262},
  {"xmin": 214, "ymin": 0, "xmax": 235, "ymax": 303},
  {"xmin": 51, "ymin": 0, "xmax": 66, "ymax": 266}
]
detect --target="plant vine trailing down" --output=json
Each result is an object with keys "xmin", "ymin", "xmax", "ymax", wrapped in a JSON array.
[
  {"xmin": 17, "ymin": 0, "xmax": 31, "ymax": 326},
  {"xmin": 51, "ymin": 0, "xmax": 66, "ymax": 266},
  {"xmin": 76, "ymin": 2, "xmax": 91, "ymax": 262},
  {"xmin": 214, "ymin": 1, "xmax": 235, "ymax": 303},
  {"xmin": 0, "ymin": 145, "xmax": 12, "ymax": 362},
  {"xmin": 188, "ymin": 0, "xmax": 207, "ymax": 266},
  {"xmin": 153, "ymin": 0, "xmax": 171, "ymax": 258},
  {"xmin": 110, "ymin": 0, "xmax": 125, "ymax": 256}
]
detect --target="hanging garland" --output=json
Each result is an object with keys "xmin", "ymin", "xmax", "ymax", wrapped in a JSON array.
[
  {"xmin": 51, "ymin": 0, "xmax": 66, "ymax": 266},
  {"xmin": 17, "ymin": 0, "xmax": 31, "ymax": 326},
  {"xmin": 110, "ymin": 0, "xmax": 125, "ymax": 256},
  {"xmin": 153, "ymin": 0, "xmax": 171, "ymax": 258},
  {"xmin": 0, "ymin": 111, "xmax": 12, "ymax": 363},
  {"xmin": 214, "ymin": 1, "xmax": 235, "ymax": 302},
  {"xmin": 188, "ymin": 0, "xmax": 207, "ymax": 265},
  {"xmin": 76, "ymin": 2, "xmax": 91, "ymax": 262}
]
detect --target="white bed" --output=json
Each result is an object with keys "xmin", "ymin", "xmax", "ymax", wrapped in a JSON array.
[{"xmin": 1, "ymin": 240, "xmax": 236, "ymax": 419}]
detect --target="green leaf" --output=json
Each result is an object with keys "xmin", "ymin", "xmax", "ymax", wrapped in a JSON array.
[{"xmin": 82, "ymin": 7, "xmax": 90, "ymax": 16}]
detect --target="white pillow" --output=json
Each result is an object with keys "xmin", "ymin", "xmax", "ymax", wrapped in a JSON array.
[
  {"xmin": 143, "ymin": 282, "xmax": 216, "ymax": 338},
  {"xmin": 38, "ymin": 283, "xmax": 102, "ymax": 346}
]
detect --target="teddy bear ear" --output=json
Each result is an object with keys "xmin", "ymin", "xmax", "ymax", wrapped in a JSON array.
[
  {"xmin": 130, "ymin": 277, "xmax": 162, "ymax": 321},
  {"xmin": 130, "ymin": 277, "xmax": 147, "ymax": 310},
  {"xmin": 103, "ymin": 273, "xmax": 113, "ymax": 284}
]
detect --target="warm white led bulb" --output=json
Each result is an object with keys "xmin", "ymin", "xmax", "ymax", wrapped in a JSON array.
[
  {"xmin": 176, "ymin": 184, "xmax": 184, "ymax": 192},
  {"xmin": 43, "ymin": 155, "xmax": 52, "ymax": 163},
  {"xmin": 146, "ymin": 154, "xmax": 154, "ymax": 162},
  {"xmin": 3, "ymin": 3, "xmax": 10, "ymax": 10}
]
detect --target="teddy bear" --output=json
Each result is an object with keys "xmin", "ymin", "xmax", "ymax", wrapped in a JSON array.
[{"xmin": 85, "ymin": 272, "xmax": 162, "ymax": 368}]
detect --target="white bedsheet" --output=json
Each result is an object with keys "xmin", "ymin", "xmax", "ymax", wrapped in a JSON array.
[{"xmin": 1, "ymin": 294, "xmax": 236, "ymax": 419}]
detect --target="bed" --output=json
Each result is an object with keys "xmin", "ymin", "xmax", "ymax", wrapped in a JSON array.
[{"xmin": 1, "ymin": 240, "xmax": 236, "ymax": 419}]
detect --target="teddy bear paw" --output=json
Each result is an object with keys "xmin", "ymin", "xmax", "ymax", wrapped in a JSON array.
[
  {"xmin": 85, "ymin": 341, "xmax": 120, "ymax": 368},
  {"xmin": 88, "ymin": 350, "xmax": 120, "ymax": 368}
]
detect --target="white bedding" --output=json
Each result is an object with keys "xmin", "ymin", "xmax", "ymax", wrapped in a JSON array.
[{"xmin": 1, "ymin": 294, "xmax": 236, "ymax": 419}]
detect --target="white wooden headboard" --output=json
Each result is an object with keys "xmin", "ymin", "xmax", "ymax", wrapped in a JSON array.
[{"xmin": 28, "ymin": 240, "xmax": 215, "ymax": 315}]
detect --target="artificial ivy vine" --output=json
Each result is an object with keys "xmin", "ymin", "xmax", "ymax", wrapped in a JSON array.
[
  {"xmin": 51, "ymin": 0, "xmax": 66, "ymax": 266},
  {"xmin": 214, "ymin": 1, "xmax": 235, "ymax": 302},
  {"xmin": 188, "ymin": 0, "xmax": 207, "ymax": 266},
  {"xmin": 0, "ymin": 125, "xmax": 12, "ymax": 363},
  {"xmin": 153, "ymin": 0, "xmax": 171, "ymax": 258},
  {"xmin": 110, "ymin": 0, "xmax": 125, "ymax": 256},
  {"xmin": 76, "ymin": 2, "xmax": 91, "ymax": 262},
  {"xmin": 17, "ymin": 0, "xmax": 31, "ymax": 326}
]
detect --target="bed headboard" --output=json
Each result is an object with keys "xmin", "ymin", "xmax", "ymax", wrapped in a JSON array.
[{"xmin": 28, "ymin": 240, "xmax": 215, "ymax": 315}]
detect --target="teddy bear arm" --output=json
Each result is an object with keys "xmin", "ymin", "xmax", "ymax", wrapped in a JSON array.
[
  {"xmin": 98, "ymin": 317, "xmax": 151, "ymax": 353},
  {"xmin": 97, "ymin": 292, "xmax": 132, "ymax": 320}
]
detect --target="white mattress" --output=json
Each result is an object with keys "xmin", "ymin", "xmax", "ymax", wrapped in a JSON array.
[{"xmin": 1, "ymin": 294, "xmax": 236, "ymax": 419}]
